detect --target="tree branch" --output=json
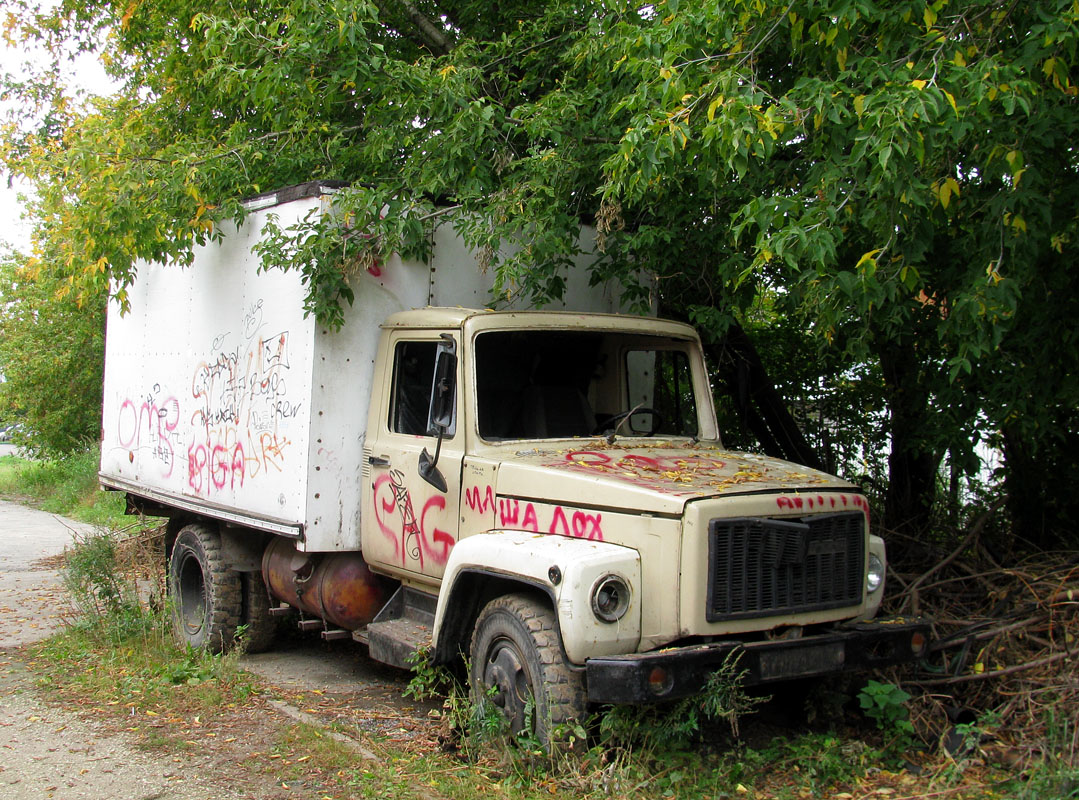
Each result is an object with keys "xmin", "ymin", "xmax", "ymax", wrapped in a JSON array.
[{"xmin": 373, "ymin": 0, "xmax": 451, "ymax": 56}]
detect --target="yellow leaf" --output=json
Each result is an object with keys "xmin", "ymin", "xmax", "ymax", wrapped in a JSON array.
[
  {"xmin": 853, "ymin": 95, "xmax": 866, "ymax": 116},
  {"xmin": 659, "ymin": 66, "xmax": 673, "ymax": 80},
  {"xmin": 707, "ymin": 97, "xmax": 722, "ymax": 122},
  {"xmin": 937, "ymin": 180, "xmax": 952, "ymax": 210},
  {"xmin": 856, "ymin": 248, "xmax": 882, "ymax": 269},
  {"xmin": 954, "ymin": 50, "xmax": 967, "ymax": 67},
  {"xmin": 943, "ymin": 90, "xmax": 957, "ymax": 115},
  {"xmin": 923, "ymin": 7, "xmax": 937, "ymax": 29},
  {"xmin": 911, "ymin": 79, "xmax": 927, "ymax": 90}
]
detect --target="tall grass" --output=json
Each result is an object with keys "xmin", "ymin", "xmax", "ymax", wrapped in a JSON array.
[{"xmin": 0, "ymin": 445, "xmax": 132, "ymax": 528}]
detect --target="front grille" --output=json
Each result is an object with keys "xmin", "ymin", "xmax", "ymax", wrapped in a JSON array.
[{"xmin": 706, "ymin": 512, "xmax": 865, "ymax": 622}]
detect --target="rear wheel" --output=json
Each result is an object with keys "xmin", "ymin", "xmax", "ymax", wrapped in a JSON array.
[
  {"xmin": 469, "ymin": 593, "xmax": 586, "ymax": 746},
  {"xmin": 168, "ymin": 523, "xmax": 242, "ymax": 652}
]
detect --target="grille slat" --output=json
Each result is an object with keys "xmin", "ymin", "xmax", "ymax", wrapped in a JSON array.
[{"xmin": 706, "ymin": 512, "xmax": 865, "ymax": 622}]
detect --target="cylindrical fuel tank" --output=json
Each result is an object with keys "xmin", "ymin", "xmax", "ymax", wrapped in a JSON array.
[{"xmin": 262, "ymin": 537, "xmax": 389, "ymax": 630}]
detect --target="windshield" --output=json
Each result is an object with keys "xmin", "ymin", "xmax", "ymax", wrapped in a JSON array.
[{"xmin": 474, "ymin": 329, "xmax": 700, "ymax": 441}]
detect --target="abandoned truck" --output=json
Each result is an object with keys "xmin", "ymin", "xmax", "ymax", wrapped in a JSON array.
[{"xmin": 99, "ymin": 181, "xmax": 927, "ymax": 741}]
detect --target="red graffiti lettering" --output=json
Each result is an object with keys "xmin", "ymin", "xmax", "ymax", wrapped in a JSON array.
[
  {"xmin": 498, "ymin": 499, "xmax": 520, "ymax": 526},
  {"xmin": 571, "ymin": 510, "xmax": 603, "ymax": 540},
  {"xmin": 548, "ymin": 506, "xmax": 570, "ymax": 536},
  {"xmin": 372, "ymin": 474, "xmax": 401, "ymax": 558},
  {"xmin": 522, "ymin": 503, "xmax": 539, "ymax": 532},
  {"xmin": 117, "ymin": 392, "xmax": 181, "ymax": 477},
  {"xmin": 421, "ymin": 495, "xmax": 455, "ymax": 566},
  {"xmin": 466, "ymin": 485, "xmax": 496, "ymax": 514}
]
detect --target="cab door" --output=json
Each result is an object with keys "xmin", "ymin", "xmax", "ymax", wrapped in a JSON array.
[{"xmin": 364, "ymin": 332, "xmax": 462, "ymax": 583}]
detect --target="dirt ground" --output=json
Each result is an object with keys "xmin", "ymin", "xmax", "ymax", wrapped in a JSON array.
[{"xmin": 0, "ymin": 499, "xmax": 437, "ymax": 799}]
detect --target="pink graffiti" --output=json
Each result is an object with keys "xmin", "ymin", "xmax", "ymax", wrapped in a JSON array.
[
  {"xmin": 464, "ymin": 485, "xmax": 496, "ymax": 514},
  {"xmin": 776, "ymin": 493, "xmax": 868, "ymax": 519},
  {"xmin": 552, "ymin": 450, "xmax": 729, "ymax": 496},
  {"xmin": 497, "ymin": 497, "xmax": 604, "ymax": 541},
  {"xmin": 372, "ymin": 471, "xmax": 456, "ymax": 567},
  {"xmin": 116, "ymin": 391, "xmax": 180, "ymax": 477},
  {"xmin": 187, "ymin": 439, "xmax": 245, "ymax": 495}
]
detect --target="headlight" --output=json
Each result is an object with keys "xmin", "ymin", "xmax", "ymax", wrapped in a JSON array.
[
  {"xmin": 867, "ymin": 553, "xmax": 885, "ymax": 594},
  {"xmin": 591, "ymin": 574, "xmax": 631, "ymax": 623}
]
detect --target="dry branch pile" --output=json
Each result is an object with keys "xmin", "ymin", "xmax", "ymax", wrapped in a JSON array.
[{"xmin": 882, "ymin": 513, "xmax": 1078, "ymax": 770}]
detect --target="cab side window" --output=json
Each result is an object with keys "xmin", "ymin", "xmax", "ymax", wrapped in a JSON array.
[{"xmin": 389, "ymin": 341, "xmax": 438, "ymax": 435}]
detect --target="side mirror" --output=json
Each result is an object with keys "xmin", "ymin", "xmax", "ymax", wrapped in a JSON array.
[
  {"xmin": 419, "ymin": 336, "xmax": 456, "ymax": 492},
  {"xmin": 427, "ymin": 345, "xmax": 457, "ymax": 435}
]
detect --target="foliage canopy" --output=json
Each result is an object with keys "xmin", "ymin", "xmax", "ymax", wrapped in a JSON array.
[{"xmin": 2, "ymin": 0, "xmax": 1077, "ymax": 535}]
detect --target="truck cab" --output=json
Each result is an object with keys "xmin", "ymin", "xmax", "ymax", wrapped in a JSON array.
[{"xmin": 354, "ymin": 309, "xmax": 925, "ymax": 739}]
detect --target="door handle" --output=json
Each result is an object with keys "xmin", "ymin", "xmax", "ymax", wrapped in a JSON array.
[{"xmin": 368, "ymin": 455, "xmax": 390, "ymax": 467}]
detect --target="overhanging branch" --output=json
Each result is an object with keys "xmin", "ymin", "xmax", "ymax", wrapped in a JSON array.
[{"xmin": 373, "ymin": 0, "xmax": 451, "ymax": 56}]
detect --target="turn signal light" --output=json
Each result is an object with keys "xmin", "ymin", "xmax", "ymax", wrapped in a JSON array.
[
  {"xmin": 911, "ymin": 631, "xmax": 927, "ymax": 656},
  {"xmin": 648, "ymin": 666, "xmax": 674, "ymax": 696}
]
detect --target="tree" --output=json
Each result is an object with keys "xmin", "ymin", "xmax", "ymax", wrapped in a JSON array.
[
  {"xmin": 0, "ymin": 249, "xmax": 105, "ymax": 455},
  {"xmin": 2, "ymin": 0, "xmax": 1077, "ymax": 540}
]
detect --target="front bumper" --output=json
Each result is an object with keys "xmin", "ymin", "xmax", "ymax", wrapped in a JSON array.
[{"xmin": 585, "ymin": 618, "xmax": 929, "ymax": 704}]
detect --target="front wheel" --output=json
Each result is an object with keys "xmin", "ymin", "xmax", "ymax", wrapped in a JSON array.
[
  {"xmin": 469, "ymin": 593, "xmax": 586, "ymax": 746},
  {"xmin": 168, "ymin": 523, "xmax": 242, "ymax": 653}
]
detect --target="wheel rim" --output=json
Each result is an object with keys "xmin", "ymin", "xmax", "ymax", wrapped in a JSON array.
[
  {"xmin": 482, "ymin": 635, "xmax": 533, "ymax": 735},
  {"xmin": 175, "ymin": 548, "xmax": 207, "ymax": 637}
]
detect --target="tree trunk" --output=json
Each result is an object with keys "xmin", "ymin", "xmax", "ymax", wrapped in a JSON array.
[
  {"xmin": 1002, "ymin": 423, "xmax": 1079, "ymax": 550},
  {"xmin": 878, "ymin": 343, "xmax": 942, "ymax": 532},
  {"xmin": 708, "ymin": 323, "xmax": 825, "ymax": 472}
]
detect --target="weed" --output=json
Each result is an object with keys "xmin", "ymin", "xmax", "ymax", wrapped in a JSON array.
[
  {"xmin": 403, "ymin": 646, "xmax": 452, "ymax": 702},
  {"xmin": 600, "ymin": 650, "xmax": 766, "ymax": 753},
  {"xmin": 858, "ymin": 679, "xmax": 915, "ymax": 754},
  {"xmin": 62, "ymin": 527, "xmax": 152, "ymax": 641}
]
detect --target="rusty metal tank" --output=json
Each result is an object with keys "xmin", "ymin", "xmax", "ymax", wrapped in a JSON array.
[{"xmin": 262, "ymin": 537, "xmax": 389, "ymax": 630}]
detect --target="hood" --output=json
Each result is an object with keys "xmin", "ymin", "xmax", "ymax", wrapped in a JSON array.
[{"xmin": 491, "ymin": 440, "xmax": 856, "ymax": 516}]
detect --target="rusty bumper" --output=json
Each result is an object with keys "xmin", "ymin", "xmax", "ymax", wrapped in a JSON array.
[{"xmin": 585, "ymin": 619, "xmax": 929, "ymax": 704}]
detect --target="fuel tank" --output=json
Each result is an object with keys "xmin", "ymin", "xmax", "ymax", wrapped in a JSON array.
[{"xmin": 262, "ymin": 537, "xmax": 389, "ymax": 630}]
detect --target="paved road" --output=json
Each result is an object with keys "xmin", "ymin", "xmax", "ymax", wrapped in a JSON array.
[
  {"xmin": 0, "ymin": 499, "xmax": 87, "ymax": 647},
  {"xmin": 0, "ymin": 500, "xmax": 241, "ymax": 798}
]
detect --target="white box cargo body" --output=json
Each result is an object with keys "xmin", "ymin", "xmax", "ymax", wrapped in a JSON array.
[{"xmin": 99, "ymin": 182, "xmax": 632, "ymax": 551}]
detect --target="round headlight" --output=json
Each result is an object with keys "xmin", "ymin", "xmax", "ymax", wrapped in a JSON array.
[
  {"xmin": 591, "ymin": 574, "xmax": 631, "ymax": 623},
  {"xmin": 867, "ymin": 553, "xmax": 885, "ymax": 594}
]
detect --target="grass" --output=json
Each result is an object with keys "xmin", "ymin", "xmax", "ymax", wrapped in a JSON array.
[{"xmin": 0, "ymin": 446, "xmax": 135, "ymax": 529}]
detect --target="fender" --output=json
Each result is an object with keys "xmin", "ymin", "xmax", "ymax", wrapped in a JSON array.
[{"xmin": 434, "ymin": 530, "xmax": 642, "ymax": 665}]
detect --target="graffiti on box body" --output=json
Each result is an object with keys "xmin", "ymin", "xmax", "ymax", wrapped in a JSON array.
[
  {"xmin": 372, "ymin": 469, "xmax": 455, "ymax": 568},
  {"xmin": 465, "ymin": 485, "xmax": 605, "ymax": 541},
  {"xmin": 186, "ymin": 299, "xmax": 303, "ymax": 496},
  {"xmin": 116, "ymin": 384, "xmax": 181, "ymax": 477}
]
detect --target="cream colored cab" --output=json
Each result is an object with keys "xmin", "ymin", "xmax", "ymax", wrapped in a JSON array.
[{"xmin": 361, "ymin": 309, "xmax": 888, "ymax": 652}]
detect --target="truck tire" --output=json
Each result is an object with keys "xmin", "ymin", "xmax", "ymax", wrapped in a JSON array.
[
  {"xmin": 469, "ymin": 593, "xmax": 586, "ymax": 747},
  {"xmin": 168, "ymin": 523, "xmax": 242, "ymax": 653},
  {"xmin": 239, "ymin": 570, "xmax": 277, "ymax": 653}
]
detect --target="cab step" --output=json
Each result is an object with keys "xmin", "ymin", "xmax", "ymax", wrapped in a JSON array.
[{"xmin": 363, "ymin": 587, "xmax": 436, "ymax": 669}]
